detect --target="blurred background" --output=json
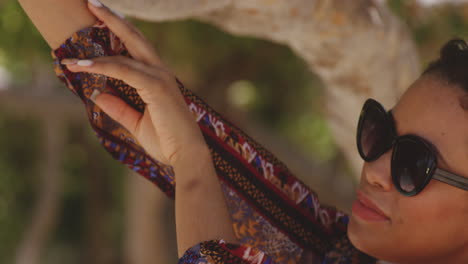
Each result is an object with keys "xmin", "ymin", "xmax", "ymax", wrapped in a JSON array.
[{"xmin": 1, "ymin": 0, "xmax": 468, "ymax": 263}]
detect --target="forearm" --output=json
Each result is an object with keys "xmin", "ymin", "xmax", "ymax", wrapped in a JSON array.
[
  {"xmin": 173, "ymin": 147, "xmax": 238, "ymax": 257},
  {"xmin": 21, "ymin": 0, "xmax": 237, "ymax": 256},
  {"xmin": 18, "ymin": 0, "xmax": 96, "ymax": 49}
]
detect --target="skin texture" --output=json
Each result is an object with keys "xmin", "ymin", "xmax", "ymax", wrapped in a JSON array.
[
  {"xmin": 64, "ymin": 4, "xmax": 239, "ymax": 257},
  {"xmin": 18, "ymin": 0, "xmax": 96, "ymax": 49},
  {"xmin": 348, "ymin": 74, "xmax": 468, "ymax": 264},
  {"xmin": 18, "ymin": 0, "xmax": 468, "ymax": 261},
  {"xmin": 18, "ymin": 0, "xmax": 238, "ymax": 257}
]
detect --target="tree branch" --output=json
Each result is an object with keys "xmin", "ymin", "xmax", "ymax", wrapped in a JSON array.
[{"xmin": 102, "ymin": 0, "xmax": 421, "ymax": 178}]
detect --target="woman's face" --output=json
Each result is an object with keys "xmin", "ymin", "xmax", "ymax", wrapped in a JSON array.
[{"xmin": 348, "ymin": 75, "xmax": 468, "ymax": 264}]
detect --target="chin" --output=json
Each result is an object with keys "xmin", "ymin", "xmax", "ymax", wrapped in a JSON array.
[
  {"xmin": 347, "ymin": 215, "xmax": 366, "ymax": 252},
  {"xmin": 347, "ymin": 214, "xmax": 388, "ymax": 261}
]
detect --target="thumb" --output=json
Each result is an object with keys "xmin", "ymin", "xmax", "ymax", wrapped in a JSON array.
[{"xmin": 90, "ymin": 90, "xmax": 142, "ymax": 134}]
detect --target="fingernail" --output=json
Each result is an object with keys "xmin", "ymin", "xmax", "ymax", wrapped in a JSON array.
[
  {"xmin": 61, "ymin": 58, "xmax": 78, "ymax": 65},
  {"xmin": 88, "ymin": 0, "xmax": 103, "ymax": 7},
  {"xmin": 77, "ymin": 60, "xmax": 94, "ymax": 67},
  {"xmin": 90, "ymin": 89, "xmax": 102, "ymax": 103}
]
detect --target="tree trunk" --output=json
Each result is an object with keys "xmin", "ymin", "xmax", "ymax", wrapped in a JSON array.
[
  {"xmin": 124, "ymin": 171, "xmax": 177, "ymax": 264},
  {"xmin": 83, "ymin": 129, "xmax": 115, "ymax": 264},
  {"xmin": 103, "ymin": 0, "xmax": 421, "ymax": 178},
  {"xmin": 15, "ymin": 116, "xmax": 65, "ymax": 264},
  {"xmin": 14, "ymin": 63, "xmax": 68, "ymax": 264}
]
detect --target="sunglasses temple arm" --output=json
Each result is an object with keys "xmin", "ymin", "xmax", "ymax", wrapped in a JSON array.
[{"xmin": 433, "ymin": 168, "xmax": 468, "ymax": 191}]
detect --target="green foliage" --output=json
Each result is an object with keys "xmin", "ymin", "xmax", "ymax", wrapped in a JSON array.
[
  {"xmin": 387, "ymin": 0, "xmax": 412, "ymax": 20},
  {"xmin": 386, "ymin": 1, "xmax": 468, "ymax": 66},
  {"xmin": 0, "ymin": 0, "xmax": 50, "ymax": 80},
  {"xmin": 1, "ymin": 0, "xmax": 468, "ymax": 262},
  {"xmin": 48, "ymin": 122, "xmax": 126, "ymax": 263},
  {"xmin": 0, "ymin": 111, "xmax": 40, "ymax": 264}
]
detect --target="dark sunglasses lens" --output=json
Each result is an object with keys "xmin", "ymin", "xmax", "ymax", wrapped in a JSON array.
[
  {"xmin": 359, "ymin": 104, "xmax": 392, "ymax": 160},
  {"xmin": 392, "ymin": 138, "xmax": 435, "ymax": 194}
]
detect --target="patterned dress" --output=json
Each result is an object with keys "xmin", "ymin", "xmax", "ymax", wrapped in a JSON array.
[{"xmin": 51, "ymin": 20, "xmax": 377, "ymax": 264}]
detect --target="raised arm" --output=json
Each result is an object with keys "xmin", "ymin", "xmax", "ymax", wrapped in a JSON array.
[
  {"xmin": 18, "ymin": 0, "xmax": 96, "ymax": 49},
  {"xmin": 18, "ymin": 0, "xmax": 238, "ymax": 257},
  {"xmin": 18, "ymin": 1, "xmax": 365, "ymax": 263}
]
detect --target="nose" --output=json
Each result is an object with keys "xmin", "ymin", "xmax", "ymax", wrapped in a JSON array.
[{"xmin": 362, "ymin": 148, "xmax": 393, "ymax": 192}]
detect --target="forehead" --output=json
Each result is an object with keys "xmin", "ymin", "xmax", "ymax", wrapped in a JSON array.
[{"xmin": 391, "ymin": 75, "xmax": 468, "ymax": 174}]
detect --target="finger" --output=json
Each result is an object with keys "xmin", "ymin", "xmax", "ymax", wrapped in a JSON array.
[
  {"xmin": 87, "ymin": 0, "xmax": 162, "ymax": 66},
  {"xmin": 63, "ymin": 56, "xmax": 162, "ymax": 94},
  {"xmin": 92, "ymin": 90, "xmax": 142, "ymax": 134}
]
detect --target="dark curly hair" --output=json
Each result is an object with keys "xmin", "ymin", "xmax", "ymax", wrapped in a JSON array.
[{"xmin": 423, "ymin": 38, "xmax": 468, "ymax": 94}]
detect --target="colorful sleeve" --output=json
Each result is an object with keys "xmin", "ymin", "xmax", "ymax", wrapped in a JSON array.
[
  {"xmin": 51, "ymin": 21, "xmax": 370, "ymax": 264},
  {"xmin": 178, "ymin": 238, "xmax": 376, "ymax": 264},
  {"xmin": 178, "ymin": 240, "xmax": 275, "ymax": 264}
]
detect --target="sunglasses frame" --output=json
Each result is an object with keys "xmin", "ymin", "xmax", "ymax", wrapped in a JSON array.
[{"xmin": 357, "ymin": 98, "xmax": 468, "ymax": 196}]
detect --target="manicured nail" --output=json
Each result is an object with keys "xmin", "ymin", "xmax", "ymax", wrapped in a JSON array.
[
  {"xmin": 61, "ymin": 58, "xmax": 78, "ymax": 65},
  {"xmin": 77, "ymin": 60, "xmax": 94, "ymax": 67},
  {"xmin": 90, "ymin": 89, "xmax": 102, "ymax": 103},
  {"xmin": 88, "ymin": 0, "xmax": 103, "ymax": 7}
]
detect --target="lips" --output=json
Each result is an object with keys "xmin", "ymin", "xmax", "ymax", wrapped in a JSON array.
[{"xmin": 352, "ymin": 191, "xmax": 390, "ymax": 222}]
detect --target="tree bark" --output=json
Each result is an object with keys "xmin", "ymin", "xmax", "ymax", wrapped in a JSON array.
[
  {"xmin": 14, "ymin": 116, "xmax": 65, "ymax": 264},
  {"xmin": 103, "ymin": 0, "xmax": 421, "ymax": 178},
  {"xmin": 83, "ymin": 128, "xmax": 115, "ymax": 264},
  {"xmin": 14, "ymin": 63, "xmax": 68, "ymax": 264},
  {"xmin": 124, "ymin": 171, "xmax": 177, "ymax": 264}
]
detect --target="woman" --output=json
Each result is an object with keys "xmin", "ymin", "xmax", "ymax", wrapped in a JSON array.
[{"xmin": 17, "ymin": 0, "xmax": 468, "ymax": 263}]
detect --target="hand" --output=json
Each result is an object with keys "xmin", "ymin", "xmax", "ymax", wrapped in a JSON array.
[{"xmin": 62, "ymin": 1, "xmax": 208, "ymax": 166}]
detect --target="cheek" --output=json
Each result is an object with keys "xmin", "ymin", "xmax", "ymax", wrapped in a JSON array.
[
  {"xmin": 397, "ymin": 196, "xmax": 437, "ymax": 225},
  {"xmin": 394, "ymin": 181, "xmax": 468, "ymax": 250},
  {"xmin": 398, "ymin": 181, "xmax": 463, "ymax": 224}
]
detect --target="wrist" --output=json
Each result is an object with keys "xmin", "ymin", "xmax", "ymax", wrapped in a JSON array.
[
  {"xmin": 172, "ymin": 145, "xmax": 216, "ymax": 192},
  {"xmin": 170, "ymin": 143, "xmax": 212, "ymax": 168}
]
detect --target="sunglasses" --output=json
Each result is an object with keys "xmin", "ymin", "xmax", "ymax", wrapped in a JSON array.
[{"xmin": 357, "ymin": 98, "xmax": 468, "ymax": 196}]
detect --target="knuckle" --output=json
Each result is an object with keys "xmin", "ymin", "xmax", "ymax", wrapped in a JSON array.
[
  {"xmin": 151, "ymin": 67, "xmax": 173, "ymax": 83},
  {"xmin": 91, "ymin": 58, "xmax": 109, "ymax": 69},
  {"xmin": 115, "ymin": 63, "xmax": 132, "ymax": 75},
  {"xmin": 152, "ymin": 76, "xmax": 170, "ymax": 92},
  {"xmin": 144, "ymin": 76, "xmax": 163, "ymax": 91}
]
